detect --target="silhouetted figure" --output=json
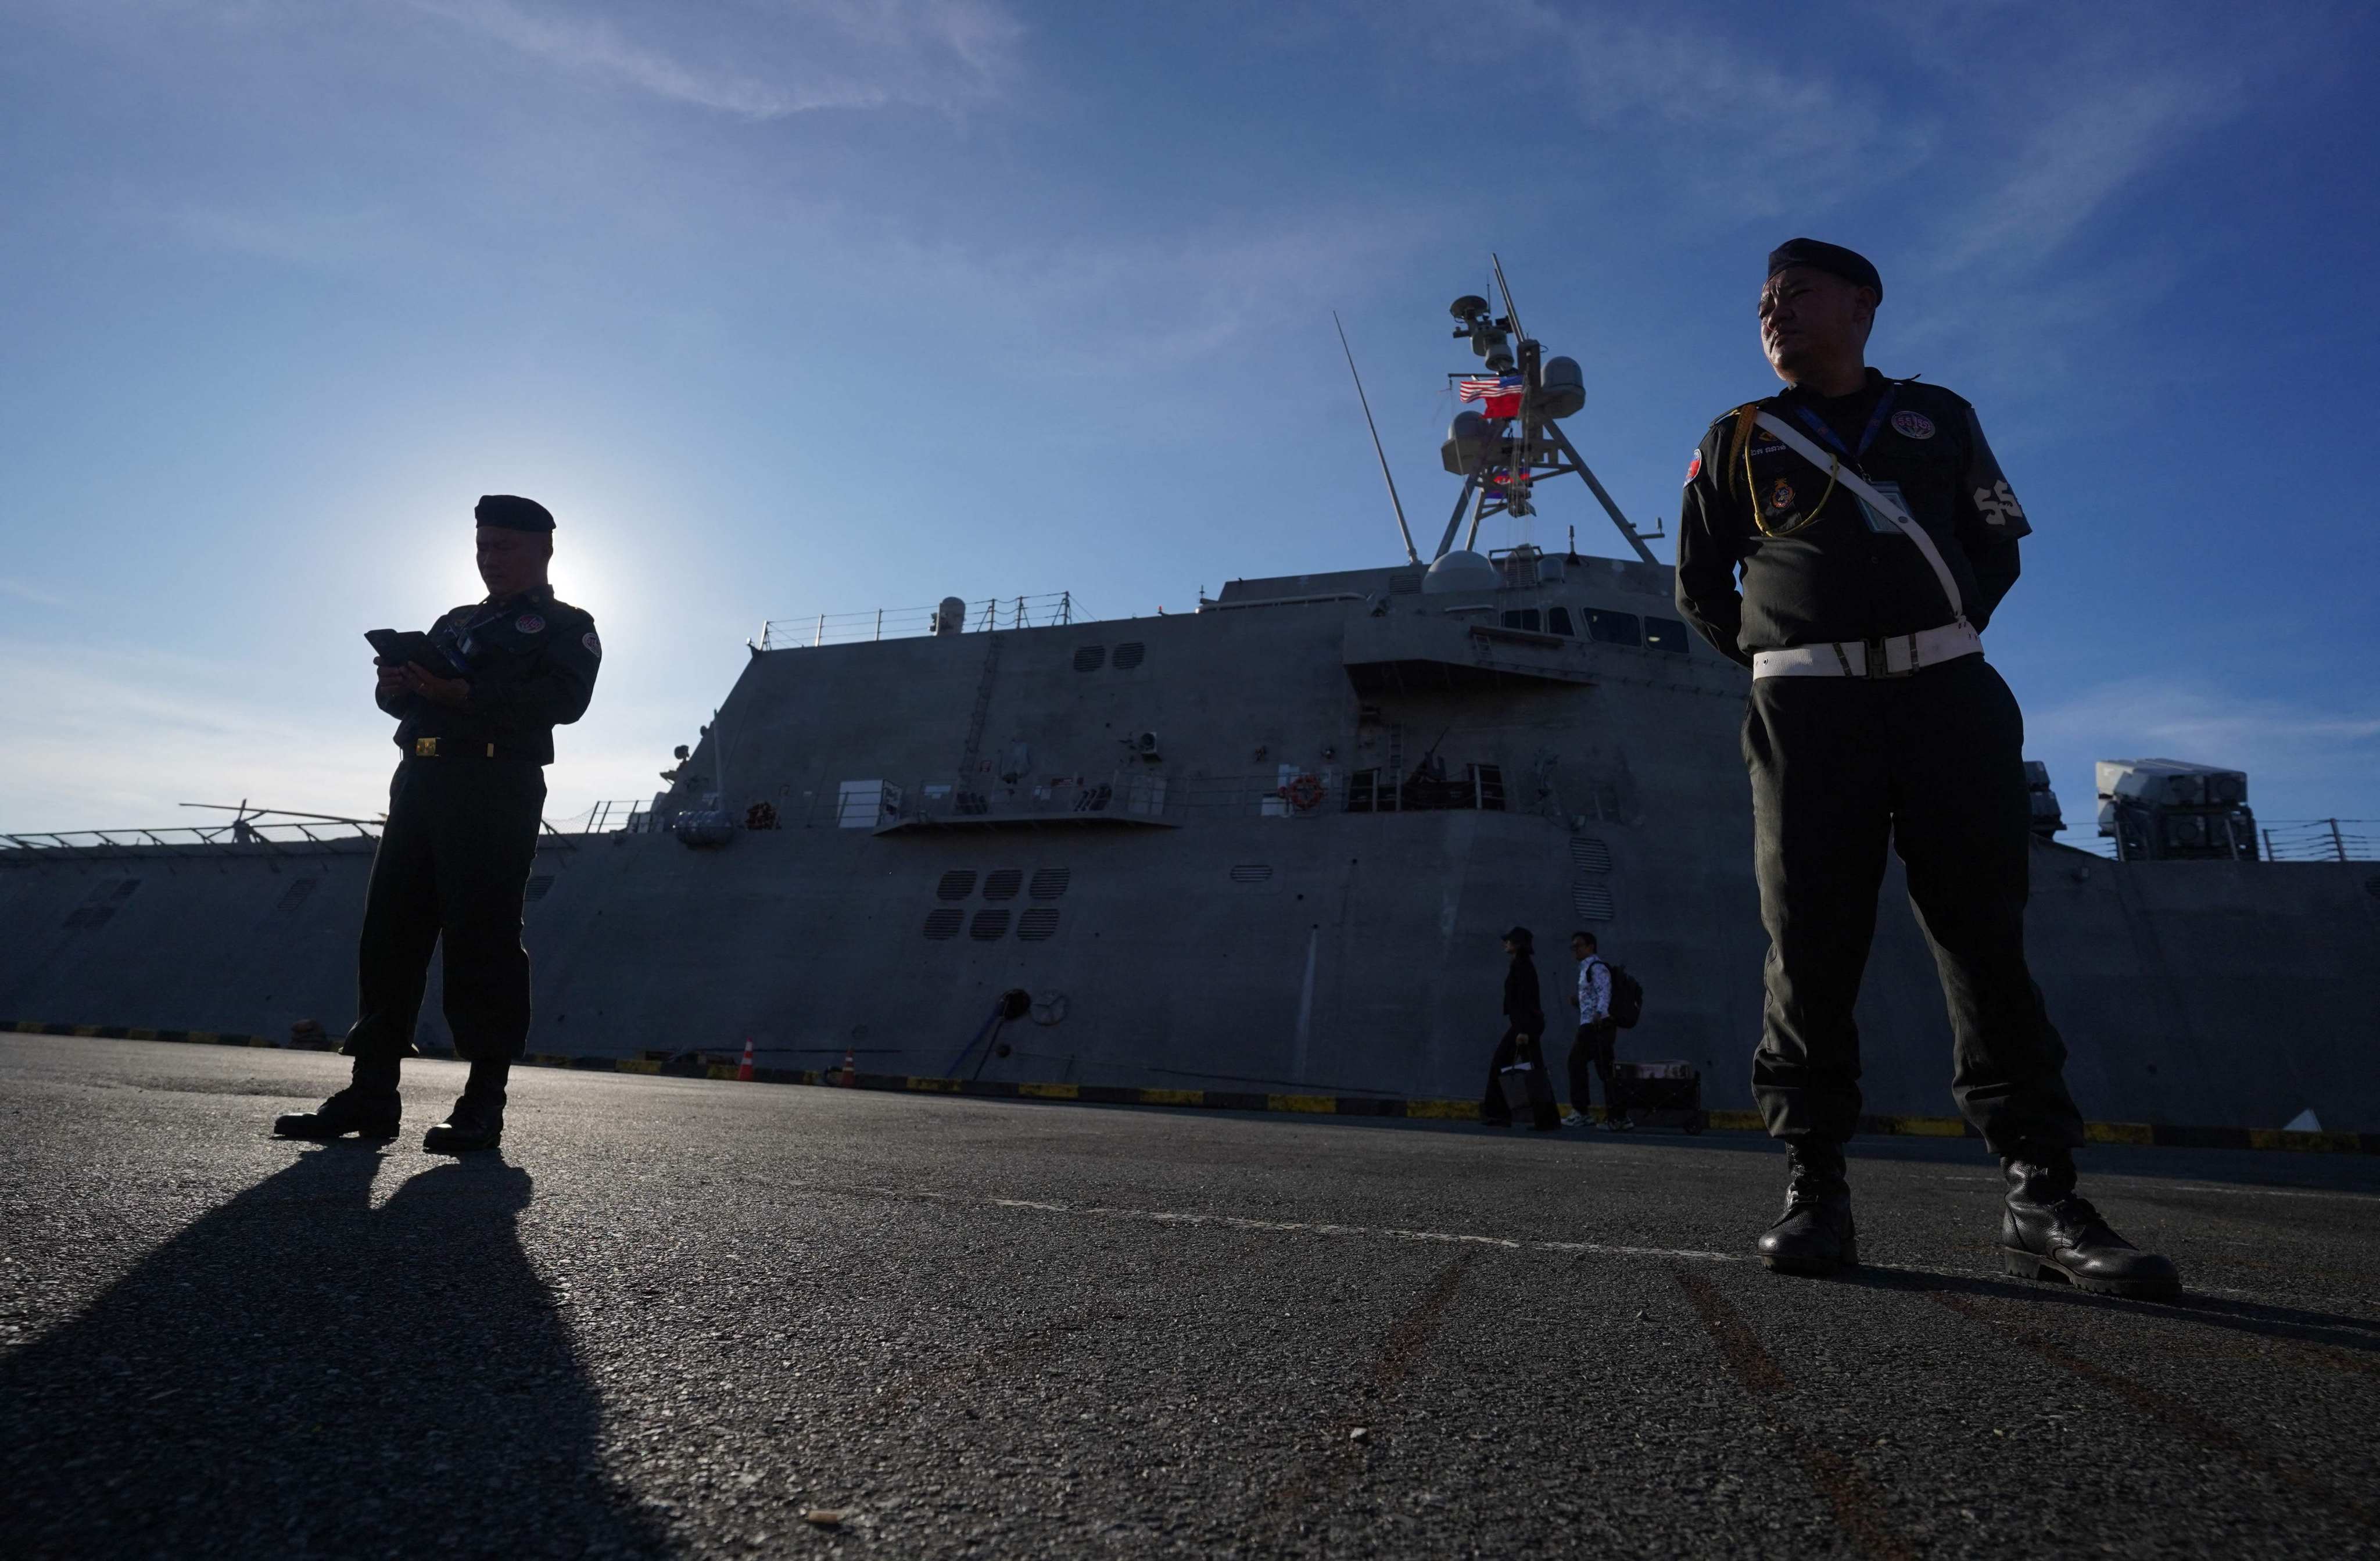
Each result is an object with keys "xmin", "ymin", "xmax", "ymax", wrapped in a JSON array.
[
  {"xmin": 277, "ymin": 495, "xmax": 600, "ymax": 1155},
  {"xmin": 1480, "ymin": 926, "xmax": 1558, "ymax": 1131}
]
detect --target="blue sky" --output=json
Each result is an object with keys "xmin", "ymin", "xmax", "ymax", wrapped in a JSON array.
[{"xmin": 3, "ymin": 1, "xmax": 2374, "ymax": 847}]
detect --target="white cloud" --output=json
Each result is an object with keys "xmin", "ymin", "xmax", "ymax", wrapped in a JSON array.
[
  {"xmin": 0, "ymin": 640, "xmax": 399, "ymax": 833},
  {"xmin": 0, "ymin": 637, "xmax": 687, "ymax": 835},
  {"xmin": 2030, "ymin": 677, "xmax": 2380, "ymax": 778},
  {"xmin": 0, "ymin": 578, "xmax": 77, "ymax": 610},
  {"xmin": 407, "ymin": 0, "xmax": 1023, "ymax": 119},
  {"xmin": 1934, "ymin": 70, "xmax": 2241, "ymax": 274}
]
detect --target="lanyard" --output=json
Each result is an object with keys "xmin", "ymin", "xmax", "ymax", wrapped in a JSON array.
[{"xmin": 1792, "ymin": 386, "xmax": 1895, "ymax": 463}]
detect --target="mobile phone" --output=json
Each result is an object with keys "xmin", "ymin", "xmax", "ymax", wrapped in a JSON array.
[{"xmin": 366, "ymin": 629, "xmax": 438, "ymax": 668}]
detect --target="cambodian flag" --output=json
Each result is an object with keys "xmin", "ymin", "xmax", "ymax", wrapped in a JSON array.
[{"xmin": 1458, "ymin": 374, "xmax": 1525, "ymax": 418}]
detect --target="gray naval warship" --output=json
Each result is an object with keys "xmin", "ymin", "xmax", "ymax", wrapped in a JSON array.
[{"xmin": 4, "ymin": 276, "xmax": 2375, "ymax": 1132}]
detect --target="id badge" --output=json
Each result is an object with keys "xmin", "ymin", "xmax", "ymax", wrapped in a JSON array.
[{"xmin": 1854, "ymin": 478, "xmax": 1909, "ymax": 535}]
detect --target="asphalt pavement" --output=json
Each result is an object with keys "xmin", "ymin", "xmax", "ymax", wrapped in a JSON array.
[{"xmin": 3, "ymin": 1034, "xmax": 2377, "ymax": 1560}]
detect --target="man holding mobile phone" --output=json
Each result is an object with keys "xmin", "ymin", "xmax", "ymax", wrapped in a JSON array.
[{"xmin": 275, "ymin": 494, "xmax": 601, "ymax": 1154}]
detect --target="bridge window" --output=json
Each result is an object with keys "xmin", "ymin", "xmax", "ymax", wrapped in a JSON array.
[
  {"xmin": 1546, "ymin": 606, "xmax": 1576, "ymax": 637},
  {"xmin": 1500, "ymin": 607, "xmax": 1543, "ymax": 633},
  {"xmin": 1587, "ymin": 610, "xmax": 1641, "ymax": 647},
  {"xmin": 1644, "ymin": 617, "xmax": 1690, "ymax": 654}
]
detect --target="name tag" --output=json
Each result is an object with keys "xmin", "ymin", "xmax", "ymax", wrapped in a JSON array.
[{"xmin": 1854, "ymin": 478, "xmax": 1911, "ymax": 536}]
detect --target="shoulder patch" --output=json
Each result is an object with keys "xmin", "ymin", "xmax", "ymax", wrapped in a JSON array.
[
  {"xmin": 1683, "ymin": 450, "xmax": 1702, "ymax": 485},
  {"xmin": 582, "ymin": 630, "xmax": 601, "ymax": 658},
  {"xmin": 1890, "ymin": 410, "xmax": 1935, "ymax": 441}
]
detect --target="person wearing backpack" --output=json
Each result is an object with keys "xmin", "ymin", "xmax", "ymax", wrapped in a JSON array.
[{"xmin": 1563, "ymin": 931, "xmax": 1634, "ymax": 1132}]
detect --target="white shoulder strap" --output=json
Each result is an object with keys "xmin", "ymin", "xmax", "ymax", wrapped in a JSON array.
[{"xmin": 1752, "ymin": 410, "xmax": 1965, "ymax": 623}]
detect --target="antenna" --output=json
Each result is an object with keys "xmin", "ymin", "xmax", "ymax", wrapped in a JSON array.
[
  {"xmin": 1334, "ymin": 312, "xmax": 1422, "ymax": 565},
  {"xmin": 1489, "ymin": 252, "xmax": 1525, "ymax": 345}
]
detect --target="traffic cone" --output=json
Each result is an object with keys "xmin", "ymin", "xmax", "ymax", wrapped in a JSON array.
[
  {"xmin": 837, "ymin": 1046, "xmax": 856, "ymax": 1087},
  {"xmin": 737, "ymin": 1037, "xmax": 755, "ymax": 1082}
]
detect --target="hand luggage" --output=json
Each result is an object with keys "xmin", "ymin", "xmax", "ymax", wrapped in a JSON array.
[{"xmin": 1498, "ymin": 1062, "xmax": 1542, "ymax": 1115}]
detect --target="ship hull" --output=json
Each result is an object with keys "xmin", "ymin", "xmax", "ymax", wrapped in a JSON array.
[{"xmin": 5, "ymin": 556, "xmax": 2372, "ymax": 1130}]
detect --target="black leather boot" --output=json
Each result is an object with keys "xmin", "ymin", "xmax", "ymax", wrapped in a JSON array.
[
  {"xmin": 422, "ymin": 1059, "xmax": 507, "ymax": 1154},
  {"xmin": 2001, "ymin": 1152, "xmax": 2181, "ymax": 1299},
  {"xmin": 1757, "ymin": 1141, "xmax": 1856, "ymax": 1274},
  {"xmin": 274, "ymin": 1057, "xmax": 400, "ymax": 1140}
]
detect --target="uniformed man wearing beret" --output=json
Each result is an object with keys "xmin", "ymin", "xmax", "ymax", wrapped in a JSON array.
[
  {"xmin": 1675, "ymin": 241, "xmax": 2179, "ymax": 1297},
  {"xmin": 275, "ymin": 495, "xmax": 601, "ymax": 1153}
]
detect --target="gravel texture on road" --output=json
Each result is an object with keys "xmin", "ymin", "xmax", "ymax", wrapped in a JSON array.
[{"xmin": 3, "ymin": 1035, "xmax": 2377, "ymax": 1559}]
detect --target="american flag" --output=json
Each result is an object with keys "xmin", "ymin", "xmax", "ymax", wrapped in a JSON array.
[{"xmin": 1457, "ymin": 374, "xmax": 1525, "ymax": 416}]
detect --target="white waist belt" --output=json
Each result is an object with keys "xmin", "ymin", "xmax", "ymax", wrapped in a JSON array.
[{"xmin": 1752, "ymin": 620, "xmax": 1983, "ymax": 679}]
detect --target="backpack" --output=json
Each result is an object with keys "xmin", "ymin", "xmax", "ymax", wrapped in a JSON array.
[{"xmin": 1597, "ymin": 959, "xmax": 1645, "ymax": 1029}]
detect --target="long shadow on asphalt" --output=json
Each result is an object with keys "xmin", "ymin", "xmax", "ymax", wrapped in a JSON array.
[
  {"xmin": 0, "ymin": 1144, "xmax": 668, "ymax": 1560},
  {"xmin": 1833, "ymin": 1262, "xmax": 2380, "ymax": 1351}
]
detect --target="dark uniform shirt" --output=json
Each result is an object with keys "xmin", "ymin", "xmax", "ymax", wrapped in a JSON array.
[
  {"xmin": 377, "ymin": 585, "xmax": 601, "ymax": 764},
  {"xmin": 1673, "ymin": 369, "xmax": 2033, "ymax": 667}
]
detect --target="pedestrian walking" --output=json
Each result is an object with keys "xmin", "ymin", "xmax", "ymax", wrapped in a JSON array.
[
  {"xmin": 1561, "ymin": 931, "xmax": 1630, "ymax": 1132},
  {"xmin": 1479, "ymin": 927, "xmax": 1560, "ymax": 1132},
  {"xmin": 1673, "ymin": 239, "xmax": 2178, "ymax": 1296}
]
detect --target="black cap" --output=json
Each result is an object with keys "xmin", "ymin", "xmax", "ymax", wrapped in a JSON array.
[
  {"xmin": 1500, "ymin": 926, "xmax": 1533, "ymax": 948},
  {"xmin": 475, "ymin": 494, "xmax": 555, "ymax": 532},
  {"xmin": 1766, "ymin": 238, "xmax": 1882, "ymax": 302}
]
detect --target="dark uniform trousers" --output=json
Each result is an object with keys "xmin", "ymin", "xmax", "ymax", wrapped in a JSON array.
[
  {"xmin": 342, "ymin": 757, "xmax": 546, "ymax": 1065},
  {"xmin": 1744, "ymin": 654, "xmax": 2084, "ymax": 1158}
]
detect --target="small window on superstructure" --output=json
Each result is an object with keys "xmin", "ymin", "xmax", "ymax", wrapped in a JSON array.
[
  {"xmin": 1500, "ymin": 608, "xmax": 1543, "ymax": 633},
  {"xmin": 1643, "ymin": 617, "xmax": 1690, "ymax": 654},
  {"xmin": 1546, "ymin": 607, "xmax": 1576, "ymax": 637}
]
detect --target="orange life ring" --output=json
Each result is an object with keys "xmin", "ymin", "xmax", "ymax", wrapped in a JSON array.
[{"xmin": 1285, "ymin": 773, "xmax": 1325, "ymax": 811}]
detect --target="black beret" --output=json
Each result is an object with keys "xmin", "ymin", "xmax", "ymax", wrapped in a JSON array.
[
  {"xmin": 474, "ymin": 494, "xmax": 555, "ymax": 532},
  {"xmin": 1501, "ymin": 925, "xmax": 1533, "ymax": 948},
  {"xmin": 1766, "ymin": 238, "xmax": 1882, "ymax": 302}
]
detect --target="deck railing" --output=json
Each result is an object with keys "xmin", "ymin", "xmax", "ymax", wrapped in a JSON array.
[
  {"xmin": 2257, "ymin": 818, "xmax": 2376, "ymax": 862},
  {"xmin": 757, "ymin": 592, "xmax": 1088, "ymax": 650}
]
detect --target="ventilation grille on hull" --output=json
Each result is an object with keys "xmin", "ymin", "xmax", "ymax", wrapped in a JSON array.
[
  {"xmin": 1572, "ymin": 883, "xmax": 1615, "ymax": 922},
  {"xmin": 1569, "ymin": 837, "xmax": 1613, "ymax": 876},
  {"xmin": 923, "ymin": 908, "xmax": 963, "ymax": 940},
  {"xmin": 1018, "ymin": 908, "xmax": 1060, "ymax": 941},
  {"xmin": 274, "ymin": 878, "xmax": 320, "ymax": 915},
  {"xmin": 983, "ymin": 869, "xmax": 1023, "ymax": 901},
  {"xmin": 936, "ymin": 870, "xmax": 977, "ymax": 901},
  {"xmin": 1073, "ymin": 645, "xmax": 1106, "ymax": 672},
  {"xmin": 1229, "ymin": 864, "xmax": 1274, "ymax": 884},
  {"xmin": 970, "ymin": 909, "xmax": 1012, "ymax": 940},
  {"xmin": 523, "ymin": 875, "xmax": 555, "ymax": 903},
  {"xmin": 1028, "ymin": 868, "xmax": 1070, "ymax": 900},
  {"xmin": 1112, "ymin": 642, "xmax": 1146, "ymax": 670}
]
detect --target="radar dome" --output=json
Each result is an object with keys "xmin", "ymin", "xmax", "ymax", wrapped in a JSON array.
[{"xmin": 1422, "ymin": 550, "xmax": 1499, "ymax": 595}]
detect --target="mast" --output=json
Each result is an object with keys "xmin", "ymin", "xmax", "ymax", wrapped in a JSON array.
[{"xmin": 1436, "ymin": 255, "xmax": 1659, "ymax": 564}]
